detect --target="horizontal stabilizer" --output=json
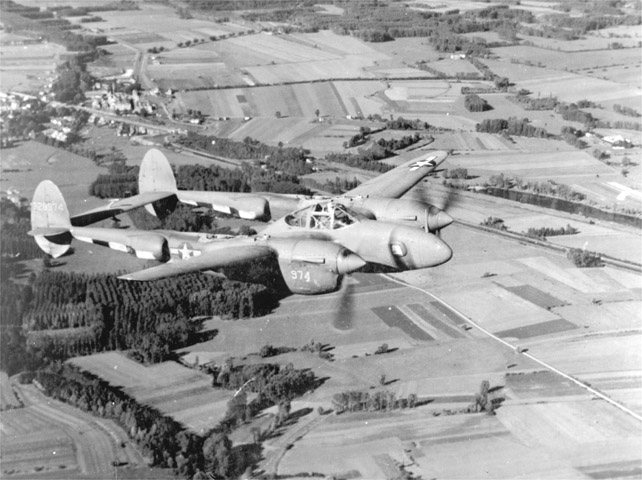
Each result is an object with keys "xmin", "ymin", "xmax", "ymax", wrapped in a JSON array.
[
  {"xmin": 71, "ymin": 191, "xmax": 176, "ymax": 226},
  {"xmin": 28, "ymin": 227, "xmax": 70, "ymax": 237}
]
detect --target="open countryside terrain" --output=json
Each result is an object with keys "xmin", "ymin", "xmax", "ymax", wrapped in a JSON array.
[
  {"xmin": 0, "ymin": 36, "xmax": 63, "ymax": 93},
  {"xmin": 2, "ymin": 0, "xmax": 641, "ymax": 479},
  {"xmin": 70, "ymin": 352, "xmax": 233, "ymax": 435},
  {"xmin": 179, "ymin": 210, "xmax": 641, "ymax": 478},
  {"xmin": 0, "ymin": 381, "xmax": 163, "ymax": 479}
]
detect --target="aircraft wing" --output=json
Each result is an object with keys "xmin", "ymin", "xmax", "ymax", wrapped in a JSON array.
[
  {"xmin": 343, "ymin": 150, "xmax": 448, "ymax": 199},
  {"xmin": 70, "ymin": 191, "xmax": 175, "ymax": 226},
  {"xmin": 118, "ymin": 242, "xmax": 274, "ymax": 281}
]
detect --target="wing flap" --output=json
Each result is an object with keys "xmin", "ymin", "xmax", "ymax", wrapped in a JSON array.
[{"xmin": 119, "ymin": 243, "xmax": 274, "ymax": 281}]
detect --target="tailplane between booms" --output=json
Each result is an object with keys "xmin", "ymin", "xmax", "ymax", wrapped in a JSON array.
[{"xmin": 29, "ymin": 180, "xmax": 73, "ymax": 258}]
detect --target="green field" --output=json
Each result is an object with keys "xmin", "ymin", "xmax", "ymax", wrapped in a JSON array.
[{"xmin": 70, "ymin": 352, "xmax": 232, "ymax": 434}]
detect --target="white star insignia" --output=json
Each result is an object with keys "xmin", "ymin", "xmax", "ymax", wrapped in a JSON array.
[
  {"xmin": 179, "ymin": 243, "xmax": 192, "ymax": 259},
  {"xmin": 409, "ymin": 156, "xmax": 437, "ymax": 171}
]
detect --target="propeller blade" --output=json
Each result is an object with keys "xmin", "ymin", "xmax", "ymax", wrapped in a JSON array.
[
  {"xmin": 418, "ymin": 177, "xmax": 457, "ymax": 234},
  {"xmin": 333, "ymin": 276, "xmax": 356, "ymax": 330}
]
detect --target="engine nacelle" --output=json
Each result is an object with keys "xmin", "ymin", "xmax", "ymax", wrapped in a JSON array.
[
  {"xmin": 271, "ymin": 239, "xmax": 365, "ymax": 295},
  {"xmin": 126, "ymin": 234, "xmax": 170, "ymax": 262},
  {"xmin": 342, "ymin": 197, "xmax": 453, "ymax": 232}
]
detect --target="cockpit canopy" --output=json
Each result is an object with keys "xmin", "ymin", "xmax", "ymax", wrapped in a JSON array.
[{"xmin": 285, "ymin": 202, "xmax": 358, "ymax": 230}]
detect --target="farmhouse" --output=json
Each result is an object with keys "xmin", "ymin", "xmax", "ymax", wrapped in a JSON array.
[{"xmin": 602, "ymin": 134, "xmax": 632, "ymax": 148}]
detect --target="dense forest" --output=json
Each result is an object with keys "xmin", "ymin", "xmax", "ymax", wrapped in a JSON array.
[
  {"xmin": 1, "ymin": 268, "xmax": 277, "ymax": 376},
  {"xmin": 1, "ymin": 1, "xmax": 112, "ymax": 52},
  {"xmin": 180, "ymin": 0, "xmax": 640, "ymax": 55},
  {"xmin": 1, "ymin": 198, "xmax": 44, "ymax": 261},
  {"xmin": 89, "ymin": 154, "xmax": 312, "ymax": 201}
]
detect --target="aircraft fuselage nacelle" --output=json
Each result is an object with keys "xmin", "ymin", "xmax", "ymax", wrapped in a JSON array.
[
  {"xmin": 337, "ymin": 197, "xmax": 453, "ymax": 233},
  {"xmin": 263, "ymin": 202, "xmax": 452, "ymax": 272},
  {"xmin": 267, "ymin": 238, "xmax": 365, "ymax": 294}
]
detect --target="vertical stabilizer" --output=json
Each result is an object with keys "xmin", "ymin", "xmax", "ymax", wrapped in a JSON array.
[
  {"xmin": 139, "ymin": 148, "xmax": 178, "ymax": 216},
  {"xmin": 29, "ymin": 180, "xmax": 72, "ymax": 258}
]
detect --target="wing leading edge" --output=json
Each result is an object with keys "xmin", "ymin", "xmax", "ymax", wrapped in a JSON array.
[
  {"xmin": 118, "ymin": 242, "xmax": 274, "ymax": 281},
  {"xmin": 343, "ymin": 150, "xmax": 448, "ymax": 199}
]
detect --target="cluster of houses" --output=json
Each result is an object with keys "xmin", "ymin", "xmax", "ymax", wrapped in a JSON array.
[
  {"xmin": 0, "ymin": 92, "xmax": 30, "ymax": 113},
  {"xmin": 42, "ymin": 115, "xmax": 75, "ymax": 143},
  {"xmin": 4, "ymin": 188, "xmax": 27, "ymax": 207},
  {"xmin": 0, "ymin": 92, "xmax": 38, "ymax": 147},
  {"xmin": 88, "ymin": 88, "xmax": 155, "ymax": 116}
]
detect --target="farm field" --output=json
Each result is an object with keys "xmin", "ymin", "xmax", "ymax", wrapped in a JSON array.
[
  {"xmin": 2, "ymin": 3, "xmax": 642, "ymax": 478},
  {"xmin": 423, "ymin": 57, "xmax": 481, "ymax": 76},
  {"xmin": 148, "ymin": 62, "xmax": 240, "ymax": 90},
  {"xmin": 226, "ymin": 117, "xmax": 321, "ymax": 146},
  {"xmin": 175, "ymin": 82, "xmax": 350, "ymax": 119},
  {"xmin": 276, "ymin": 376, "xmax": 641, "ymax": 479},
  {"xmin": 481, "ymin": 58, "xmax": 641, "ymax": 104},
  {"xmin": 145, "ymin": 31, "xmax": 437, "ymax": 90},
  {"xmin": 69, "ymin": 352, "xmax": 233, "ymax": 434},
  {"xmin": 440, "ymin": 148, "xmax": 642, "ymax": 213},
  {"xmin": 1, "ymin": 382, "xmax": 151, "ymax": 479},
  {"xmin": 416, "ymin": 182, "xmax": 642, "ymax": 263},
  {"xmin": 428, "ymin": 131, "xmax": 571, "ymax": 151},
  {"xmin": 492, "ymin": 45, "xmax": 641, "ymax": 73},
  {"xmin": 518, "ymin": 27, "xmax": 642, "ymax": 51},
  {"xmin": 81, "ymin": 4, "xmax": 249, "ymax": 49},
  {"xmin": 0, "ymin": 42, "xmax": 63, "ymax": 93},
  {"xmin": 449, "ymin": 149, "xmax": 616, "ymax": 180},
  {"xmin": 0, "ymin": 141, "xmax": 108, "ymax": 211},
  {"xmin": 88, "ymin": 43, "xmax": 136, "ymax": 78},
  {"xmin": 368, "ymin": 36, "xmax": 443, "ymax": 65}
]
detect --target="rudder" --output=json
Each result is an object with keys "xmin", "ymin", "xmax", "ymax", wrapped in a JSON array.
[
  {"xmin": 139, "ymin": 148, "xmax": 178, "ymax": 217},
  {"xmin": 29, "ymin": 180, "xmax": 72, "ymax": 258}
]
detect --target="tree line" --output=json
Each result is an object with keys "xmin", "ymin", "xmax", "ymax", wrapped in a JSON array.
[
  {"xmin": 305, "ymin": 176, "xmax": 361, "ymax": 195},
  {"xmin": 332, "ymin": 390, "xmax": 418, "ymax": 413},
  {"xmin": 35, "ymin": 365, "xmax": 243, "ymax": 478},
  {"xmin": 385, "ymin": 117, "xmax": 430, "ymax": 130},
  {"xmin": 2, "ymin": 2, "xmax": 111, "ymax": 53},
  {"xmin": 486, "ymin": 174, "xmax": 586, "ymax": 203},
  {"xmin": 476, "ymin": 118, "xmax": 548, "ymax": 138},
  {"xmin": 325, "ymin": 152, "xmax": 395, "ymax": 173},
  {"xmin": 523, "ymin": 224, "xmax": 579, "ymax": 241}
]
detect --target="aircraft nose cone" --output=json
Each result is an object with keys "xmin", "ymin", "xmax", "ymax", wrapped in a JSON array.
[
  {"xmin": 433, "ymin": 210, "xmax": 454, "ymax": 230},
  {"xmin": 337, "ymin": 250, "xmax": 367, "ymax": 275},
  {"xmin": 432, "ymin": 236, "xmax": 453, "ymax": 266}
]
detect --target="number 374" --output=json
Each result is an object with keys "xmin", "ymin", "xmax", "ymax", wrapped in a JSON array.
[{"xmin": 290, "ymin": 270, "xmax": 310, "ymax": 282}]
